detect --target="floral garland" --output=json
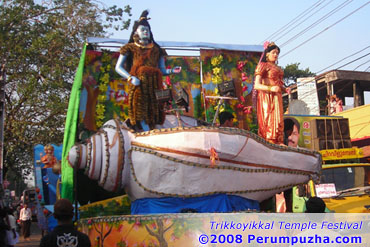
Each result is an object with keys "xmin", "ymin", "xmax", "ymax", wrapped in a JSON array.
[
  {"xmin": 209, "ymin": 54, "xmax": 225, "ymax": 112},
  {"xmin": 95, "ymin": 53, "xmax": 112, "ymax": 128},
  {"xmin": 210, "ymin": 54, "xmax": 223, "ymax": 85},
  {"xmin": 236, "ymin": 61, "xmax": 252, "ymax": 115}
]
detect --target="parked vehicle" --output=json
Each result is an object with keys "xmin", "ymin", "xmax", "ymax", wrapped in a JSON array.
[
  {"xmin": 320, "ymin": 163, "xmax": 370, "ymax": 212},
  {"xmin": 282, "ymin": 115, "xmax": 370, "ymax": 213},
  {"xmin": 21, "ymin": 188, "xmax": 38, "ymax": 221}
]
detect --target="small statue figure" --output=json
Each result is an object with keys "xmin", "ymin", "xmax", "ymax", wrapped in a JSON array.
[
  {"xmin": 115, "ymin": 10, "xmax": 181, "ymax": 131},
  {"xmin": 40, "ymin": 144, "xmax": 58, "ymax": 169}
]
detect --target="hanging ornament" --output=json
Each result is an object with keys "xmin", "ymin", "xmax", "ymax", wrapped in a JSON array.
[
  {"xmin": 209, "ymin": 147, "xmax": 219, "ymax": 167},
  {"xmin": 43, "ymin": 175, "xmax": 49, "ymax": 185}
]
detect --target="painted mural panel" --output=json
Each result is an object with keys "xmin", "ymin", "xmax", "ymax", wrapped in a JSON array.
[
  {"xmin": 78, "ymin": 213, "xmax": 368, "ymax": 247},
  {"xmin": 200, "ymin": 49, "xmax": 261, "ymax": 131}
]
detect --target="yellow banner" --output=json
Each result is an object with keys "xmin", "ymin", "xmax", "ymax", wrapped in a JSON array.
[{"xmin": 320, "ymin": 147, "xmax": 364, "ymax": 161}]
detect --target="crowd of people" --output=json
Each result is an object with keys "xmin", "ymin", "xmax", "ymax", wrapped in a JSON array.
[
  {"xmin": 0, "ymin": 206, "xmax": 19, "ymax": 247},
  {"xmin": 0, "ymin": 198, "xmax": 91, "ymax": 246},
  {"xmin": 328, "ymin": 94, "xmax": 343, "ymax": 115}
]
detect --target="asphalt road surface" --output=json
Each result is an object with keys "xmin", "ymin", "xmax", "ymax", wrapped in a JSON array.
[{"xmin": 16, "ymin": 221, "xmax": 43, "ymax": 247}]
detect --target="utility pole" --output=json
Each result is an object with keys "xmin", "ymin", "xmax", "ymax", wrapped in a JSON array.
[{"xmin": 0, "ymin": 64, "xmax": 6, "ymax": 201}]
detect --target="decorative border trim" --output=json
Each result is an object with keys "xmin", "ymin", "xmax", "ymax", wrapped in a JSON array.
[
  {"xmin": 113, "ymin": 119, "xmax": 125, "ymax": 191},
  {"xmin": 78, "ymin": 211, "xmax": 260, "ymax": 224},
  {"xmin": 85, "ymin": 139, "xmax": 92, "ymax": 175},
  {"xmin": 99, "ymin": 130, "xmax": 110, "ymax": 187}
]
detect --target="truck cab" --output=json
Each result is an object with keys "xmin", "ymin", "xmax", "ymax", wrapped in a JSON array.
[{"xmin": 320, "ymin": 163, "xmax": 370, "ymax": 212}]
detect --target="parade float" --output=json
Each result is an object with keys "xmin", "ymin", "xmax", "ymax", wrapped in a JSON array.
[
  {"xmin": 59, "ymin": 35, "xmax": 322, "ymax": 245},
  {"xmin": 33, "ymin": 144, "xmax": 63, "ymax": 231}
]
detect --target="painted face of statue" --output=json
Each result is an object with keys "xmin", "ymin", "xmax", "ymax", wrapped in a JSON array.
[
  {"xmin": 136, "ymin": 25, "xmax": 150, "ymax": 42},
  {"xmin": 266, "ymin": 48, "xmax": 279, "ymax": 63}
]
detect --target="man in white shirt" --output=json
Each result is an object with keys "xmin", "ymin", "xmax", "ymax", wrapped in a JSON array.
[{"xmin": 19, "ymin": 203, "xmax": 32, "ymax": 241}]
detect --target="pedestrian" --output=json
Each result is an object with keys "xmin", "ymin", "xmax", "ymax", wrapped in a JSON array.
[
  {"xmin": 328, "ymin": 95, "xmax": 337, "ymax": 115},
  {"xmin": 219, "ymin": 111, "xmax": 234, "ymax": 127},
  {"xmin": 0, "ymin": 207, "xmax": 10, "ymax": 247},
  {"xmin": 305, "ymin": 196, "xmax": 326, "ymax": 213},
  {"xmin": 5, "ymin": 207, "xmax": 19, "ymax": 247},
  {"xmin": 19, "ymin": 203, "xmax": 32, "ymax": 241},
  {"xmin": 335, "ymin": 95, "xmax": 343, "ymax": 113},
  {"xmin": 40, "ymin": 198, "xmax": 91, "ymax": 247}
]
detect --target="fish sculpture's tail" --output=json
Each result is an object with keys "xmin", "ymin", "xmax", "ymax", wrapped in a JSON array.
[{"xmin": 67, "ymin": 119, "xmax": 126, "ymax": 192}]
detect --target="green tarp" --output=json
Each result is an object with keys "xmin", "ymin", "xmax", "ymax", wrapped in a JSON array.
[{"xmin": 61, "ymin": 43, "xmax": 87, "ymax": 201}]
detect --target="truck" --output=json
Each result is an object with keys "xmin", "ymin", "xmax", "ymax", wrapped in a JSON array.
[{"xmin": 283, "ymin": 115, "xmax": 370, "ymax": 213}]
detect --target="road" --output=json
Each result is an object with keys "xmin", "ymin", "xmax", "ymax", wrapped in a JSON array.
[{"xmin": 16, "ymin": 221, "xmax": 43, "ymax": 247}]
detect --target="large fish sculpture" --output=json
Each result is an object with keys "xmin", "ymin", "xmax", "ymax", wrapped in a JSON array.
[{"xmin": 68, "ymin": 115, "xmax": 321, "ymax": 202}]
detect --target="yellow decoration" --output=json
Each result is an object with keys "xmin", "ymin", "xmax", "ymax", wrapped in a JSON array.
[
  {"xmin": 98, "ymin": 95, "xmax": 107, "ymax": 102},
  {"xmin": 213, "ymin": 75, "xmax": 222, "ymax": 84},
  {"xmin": 211, "ymin": 55, "xmax": 223, "ymax": 66},
  {"xmin": 98, "ymin": 83, "xmax": 108, "ymax": 92},
  {"xmin": 96, "ymin": 120, "xmax": 103, "ymax": 127},
  {"xmin": 212, "ymin": 67, "xmax": 221, "ymax": 75},
  {"xmin": 106, "ymin": 64, "xmax": 111, "ymax": 71},
  {"xmin": 101, "ymin": 52, "xmax": 111, "ymax": 63},
  {"xmin": 101, "ymin": 73, "xmax": 110, "ymax": 84},
  {"xmin": 120, "ymin": 111, "xmax": 127, "ymax": 119}
]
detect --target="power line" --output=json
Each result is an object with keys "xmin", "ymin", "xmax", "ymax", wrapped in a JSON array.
[
  {"xmin": 336, "ymin": 52, "xmax": 370, "ymax": 70},
  {"xmin": 365, "ymin": 65, "xmax": 370, "ymax": 72},
  {"xmin": 274, "ymin": 0, "xmax": 335, "ymax": 43},
  {"xmin": 279, "ymin": 2, "xmax": 370, "ymax": 59},
  {"xmin": 280, "ymin": 0, "xmax": 353, "ymax": 47},
  {"xmin": 353, "ymin": 58, "xmax": 370, "ymax": 71},
  {"xmin": 261, "ymin": 0, "xmax": 326, "ymax": 43},
  {"xmin": 315, "ymin": 45, "xmax": 370, "ymax": 74}
]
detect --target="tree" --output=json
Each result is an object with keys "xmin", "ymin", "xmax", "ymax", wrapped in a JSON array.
[
  {"xmin": 283, "ymin": 63, "xmax": 315, "ymax": 85},
  {"xmin": 0, "ymin": 0, "xmax": 131, "ymax": 186}
]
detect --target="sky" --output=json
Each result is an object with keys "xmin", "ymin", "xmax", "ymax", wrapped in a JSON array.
[{"xmin": 104, "ymin": 0, "xmax": 370, "ymax": 75}]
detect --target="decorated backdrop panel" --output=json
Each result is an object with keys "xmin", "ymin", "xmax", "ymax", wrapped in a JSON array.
[
  {"xmin": 78, "ymin": 49, "xmax": 261, "ymax": 140},
  {"xmin": 164, "ymin": 56, "xmax": 202, "ymax": 119},
  {"xmin": 79, "ymin": 50, "xmax": 124, "ymax": 138},
  {"xmin": 200, "ymin": 49, "xmax": 261, "ymax": 130},
  {"xmin": 79, "ymin": 50, "xmax": 201, "ymax": 140}
]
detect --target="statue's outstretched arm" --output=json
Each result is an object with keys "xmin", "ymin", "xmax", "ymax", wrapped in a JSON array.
[
  {"xmin": 115, "ymin": 54, "xmax": 140, "ymax": 86},
  {"xmin": 159, "ymin": 56, "xmax": 182, "ymax": 75}
]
